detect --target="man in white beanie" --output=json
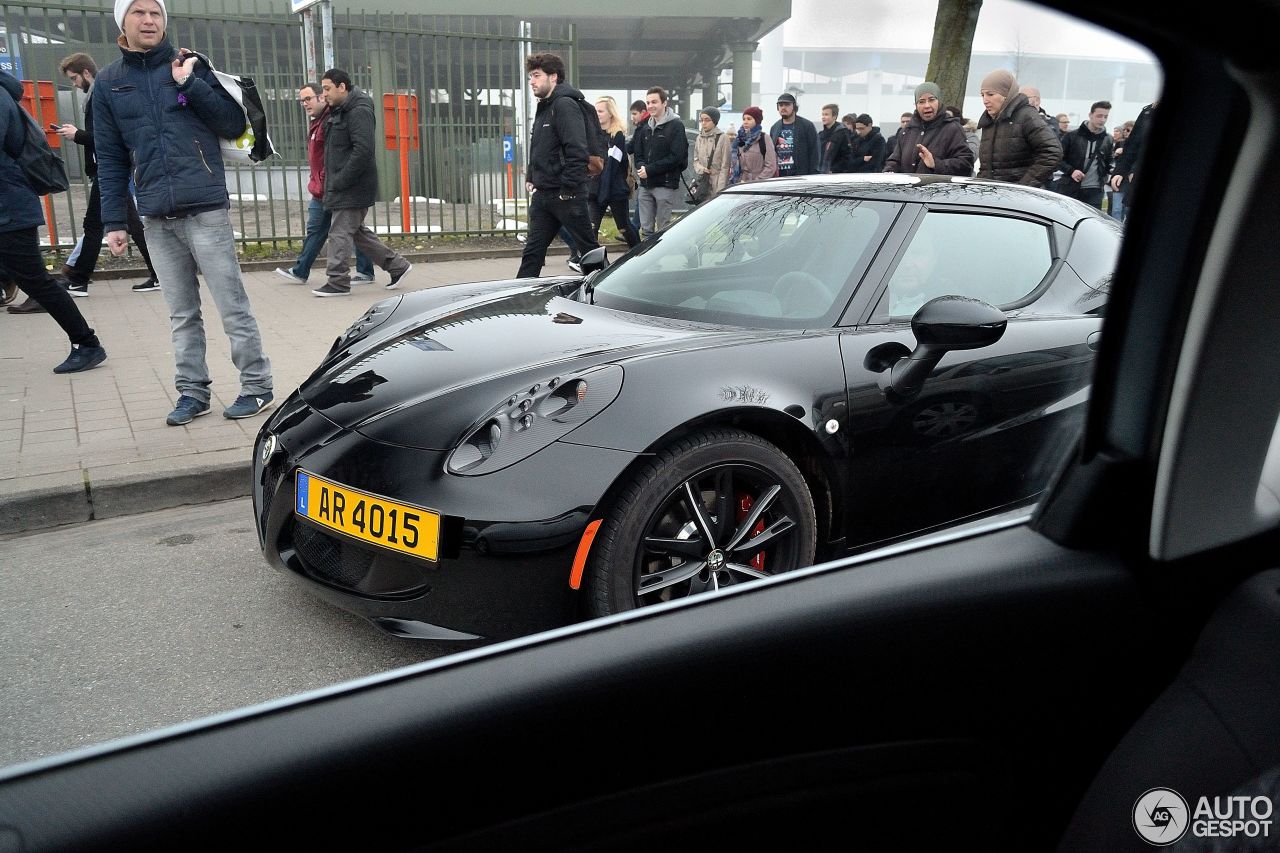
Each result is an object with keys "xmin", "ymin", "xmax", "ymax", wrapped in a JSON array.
[{"xmin": 93, "ymin": 0, "xmax": 275, "ymax": 426}]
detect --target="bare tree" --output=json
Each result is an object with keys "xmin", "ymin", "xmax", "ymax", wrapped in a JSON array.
[{"xmin": 924, "ymin": 0, "xmax": 983, "ymax": 110}]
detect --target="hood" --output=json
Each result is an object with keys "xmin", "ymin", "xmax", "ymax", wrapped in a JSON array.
[
  {"xmin": 546, "ymin": 81, "xmax": 586, "ymax": 106},
  {"xmin": 651, "ymin": 107, "xmax": 680, "ymax": 127},
  {"xmin": 0, "ymin": 70, "xmax": 21, "ymax": 100},
  {"xmin": 300, "ymin": 282, "xmax": 747, "ymax": 449},
  {"xmin": 1075, "ymin": 121, "xmax": 1107, "ymax": 140},
  {"xmin": 335, "ymin": 85, "xmax": 373, "ymax": 116}
]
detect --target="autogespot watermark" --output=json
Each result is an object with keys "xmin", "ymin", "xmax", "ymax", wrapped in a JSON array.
[{"xmin": 1133, "ymin": 787, "xmax": 1275, "ymax": 846}]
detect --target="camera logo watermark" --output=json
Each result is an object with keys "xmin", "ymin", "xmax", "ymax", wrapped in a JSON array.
[
  {"xmin": 1133, "ymin": 787, "xmax": 1275, "ymax": 846},
  {"xmin": 1133, "ymin": 788, "xmax": 1189, "ymax": 845}
]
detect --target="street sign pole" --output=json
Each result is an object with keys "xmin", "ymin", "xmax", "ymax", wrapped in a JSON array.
[
  {"xmin": 320, "ymin": 1, "xmax": 335, "ymax": 73},
  {"xmin": 300, "ymin": 8, "xmax": 317, "ymax": 81}
]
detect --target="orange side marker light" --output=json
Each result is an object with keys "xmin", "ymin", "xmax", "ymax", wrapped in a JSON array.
[{"xmin": 569, "ymin": 519, "xmax": 602, "ymax": 590}]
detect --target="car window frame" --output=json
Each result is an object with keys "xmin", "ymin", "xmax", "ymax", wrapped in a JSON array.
[{"xmin": 858, "ymin": 205, "xmax": 1065, "ymax": 325}]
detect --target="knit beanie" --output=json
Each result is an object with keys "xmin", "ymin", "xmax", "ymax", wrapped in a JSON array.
[
  {"xmin": 979, "ymin": 69, "xmax": 1017, "ymax": 100},
  {"xmin": 913, "ymin": 82, "xmax": 942, "ymax": 103},
  {"xmin": 115, "ymin": 0, "xmax": 167, "ymax": 30},
  {"xmin": 699, "ymin": 107, "xmax": 721, "ymax": 126},
  {"xmin": 743, "ymin": 106, "xmax": 764, "ymax": 125}
]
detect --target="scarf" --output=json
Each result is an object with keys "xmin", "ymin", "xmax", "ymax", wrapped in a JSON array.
[{"xmin": 731, "ymin": 124, "xmax": 763, "ymax": 185}]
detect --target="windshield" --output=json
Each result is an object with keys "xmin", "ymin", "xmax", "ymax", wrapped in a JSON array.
[{"xmin": 591, "ymin": 193, "xmax": 891, "ymax": 327}]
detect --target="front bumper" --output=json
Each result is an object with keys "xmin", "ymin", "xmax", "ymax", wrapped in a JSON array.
[{"xmin": 252, "ymin": 393, "xmax": 638, "ymax": 641}]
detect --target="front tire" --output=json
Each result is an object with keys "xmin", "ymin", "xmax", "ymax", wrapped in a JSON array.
[{"xmin": 587, "ymin": 428, "xmax": 817, "ymax": 617}]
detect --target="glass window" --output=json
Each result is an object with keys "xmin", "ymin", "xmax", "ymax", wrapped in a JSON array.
[
  {"xmin": 875, "ymin": 212, "xmax": 1053, "ymax": 318},
  {"xmin": 591, "ymin": 194, "xmax": 891, "ymax": 327}
]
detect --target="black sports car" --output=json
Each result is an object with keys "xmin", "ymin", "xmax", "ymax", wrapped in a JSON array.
[{"xmin": 253, "ymin": 174, "xmax": 1117, "ymax": 640}]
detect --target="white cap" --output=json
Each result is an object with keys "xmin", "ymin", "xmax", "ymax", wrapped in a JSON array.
[{"xmin": 115, "ymin": 0, "xmax": 167, "ymax": 31}]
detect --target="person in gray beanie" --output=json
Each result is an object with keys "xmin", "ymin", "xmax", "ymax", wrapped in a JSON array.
[
  {"xmin": 93, "ymin": 0, "xmax": 274, "ymax": 425},
  {"xmin": 692, "ymin": 107, "xmax": 731, "ymax": 198},
  {"xmin": 884, "ymin": 81, "xmax": 974, "ymax": 176}
]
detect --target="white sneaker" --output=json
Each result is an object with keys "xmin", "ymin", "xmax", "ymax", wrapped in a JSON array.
[
  {"xmin": 351, "ymin": 272, "xmax": 375, "ymax": 284},
  {"xmin": 274, "ymin": 268, "xmax": 307, "ymax": 285}
]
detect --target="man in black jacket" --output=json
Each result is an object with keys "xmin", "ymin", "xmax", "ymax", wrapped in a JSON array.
[
  {"xmin": 1056, "ymin": 100, "xmax": 1114, "ymax": 209},
  {"xmin": 818, "ymin": 104, "xmax": 855, "ymax": 173},
  {"xmin": 770, "ymin": 92, "xmax": 819, "ymax": 176},
  {"xmin": 48, "ymin": 53, "xmax": 158, "ymax": 300},
  {"xmin": 1110, "ymin": 101, "xmax": 1156, "ymax": 196},
  {"xmin": 884, "ymin": 83, "xmax": 974, "ymax": 176},
  {"xmin": 315, "ymin": 68, "xmax": 412, "ymax": 297},
  {"xmin": 632, "ymin": 86, "xmax": 687, "ymax": 238},
  {"xmin": 517, "ymin": 53, "xmax": 600, "ymax": 277},
  {"xmin": 849, "ymin": 114, "xmax": 888, "ymax": 173}
]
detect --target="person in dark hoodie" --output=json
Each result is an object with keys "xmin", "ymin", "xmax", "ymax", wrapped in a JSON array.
[
  {"xmin": 884, "ymin": 83, "xmax": 974, "ymax": 176},
  {"xmin": 817, "ymin": 103, "xmax": 855, "ymax": 173},
  {"xmin": 516, "ymin": 52, "xmax": 600, "ymax": 277},
  {"xmin": 976, "ymin": 69, "xmax": 1063, "ymax": 186},
  {"xmin": 316, "ymin": 68, "xmax": 413, "ymax": 297},
  {"xmin": 1054, "ymin": 100, "xmax": 1114, "ymax": 209},
  {"xmin": 94, "ymin": 0, "xmax": 272, "ymax": 425},
  {"xmin": 848, "ymin": 114, "xmax": 888, "ymax": 173},
  {"xmin": 0, "ymin": 70, "xmax": 107, "ymax": 373},
  {"xmin": 633, "ymin": 86, "xmax": 688, "ymax": 237}
]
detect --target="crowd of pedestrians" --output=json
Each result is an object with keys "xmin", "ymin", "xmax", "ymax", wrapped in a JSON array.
[{"xmin": 4, "ymin": 13, "xmax": 1152, "ymax": 400}]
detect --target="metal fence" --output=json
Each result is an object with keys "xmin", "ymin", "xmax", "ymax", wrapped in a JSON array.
[{"xmin": 1, "ymin": 1, "xmax": 573, "ymax": 252}]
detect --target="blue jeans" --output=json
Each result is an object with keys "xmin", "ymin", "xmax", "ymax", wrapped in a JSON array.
[
  {"xmin": 292, "ymin": 198, "xmax": 373, "ymax": 280},
  {"xmin": 1110, "ymin": 190, "xmax": 1126, "ymax": 221},
  {"xmin": 142, "ymin": 208, "xmax": 272, "ymax": 402}
]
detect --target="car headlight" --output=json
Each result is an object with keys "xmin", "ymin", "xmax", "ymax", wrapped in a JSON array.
[
  {"xmin": 447, "ymin": 364, "xmax": 624, "ymax": 476},
  {"xmin": 327, "ymin": 296, "xmax": 403, "ymax": 356}
]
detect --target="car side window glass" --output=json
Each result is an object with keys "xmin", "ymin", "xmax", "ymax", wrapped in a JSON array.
[{"xmin": 875, "ymin": 212, "xmax": 1053, "ymax": 319}]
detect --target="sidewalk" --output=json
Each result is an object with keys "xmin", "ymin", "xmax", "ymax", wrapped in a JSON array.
[{"xmin": 0, "ymin": 247, "xmax": 579, "ymax": 535}]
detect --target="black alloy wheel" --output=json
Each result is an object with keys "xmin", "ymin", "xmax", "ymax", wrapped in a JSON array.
[{"xmin": 587, "ymin": 428, "xmax": 817, "ymax": 616}]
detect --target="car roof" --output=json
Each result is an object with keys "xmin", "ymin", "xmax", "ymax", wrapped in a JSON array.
[{"xmin": 720, "ymin": 173, "xmax": 1108, "ymax": 227}]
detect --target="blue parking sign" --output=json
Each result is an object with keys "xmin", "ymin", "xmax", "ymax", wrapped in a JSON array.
[{"xmin": 502, "ymin": 136, "xmax": 514, "ymax": 164}]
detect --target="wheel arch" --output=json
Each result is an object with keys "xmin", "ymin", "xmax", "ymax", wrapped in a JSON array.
[{"xmin": 583, "ymin": 407, "xmax": 844, "ymax": 559}]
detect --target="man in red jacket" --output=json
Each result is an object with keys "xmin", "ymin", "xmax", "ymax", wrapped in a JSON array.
[{"xmin": 274, "ymin": 82, "xmax": 374, "ymax": 286}]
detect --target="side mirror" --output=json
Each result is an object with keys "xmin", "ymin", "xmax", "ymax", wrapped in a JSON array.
[
  {"xmin": 580, "ymin": 245, "xmax": 609, "ymax": 274},
  {"xmin": 864, "ymin": 296, "xmax": 1007, "ymax": 403}
]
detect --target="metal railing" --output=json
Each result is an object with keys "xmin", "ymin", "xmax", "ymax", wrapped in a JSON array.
[{"xmin": 2, "ymin": 1, "xmax": 572, "ymax": 251}]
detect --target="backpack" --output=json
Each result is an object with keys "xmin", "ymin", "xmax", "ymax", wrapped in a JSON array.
[
  {"xmin": 557, "ymin": 94, "xmax": 608, "ymax": 176},
  {"xmin": 7, "ymin": 96, "xmax": 69, "ymax": 195}
]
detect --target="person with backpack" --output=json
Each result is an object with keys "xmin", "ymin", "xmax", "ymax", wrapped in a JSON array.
[
  {"xmin": 516, "ymin": 52, "xmax": 601, "ymax": 278},
  {"xmin": 729, "ymin": 106, "xmax": 777, "ymax": 185},
  {"xmin": 0, "ymin": 70, "xmax": 107, "ymax": 372}
]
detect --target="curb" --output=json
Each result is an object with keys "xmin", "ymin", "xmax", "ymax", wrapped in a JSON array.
[{"xmin": 0, "ymin": 452, "xmax": 251, "ymax": 537}]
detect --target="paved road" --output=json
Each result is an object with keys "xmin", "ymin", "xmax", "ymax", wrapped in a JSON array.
[{"xmin": 0, "ymin": 498, "xmax": 457, "ymax": 769}]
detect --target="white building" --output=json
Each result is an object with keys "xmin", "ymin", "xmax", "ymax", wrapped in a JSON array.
[{"xmin": 743, "ymin": 0, "xmax": 1160, "ymax": 130}]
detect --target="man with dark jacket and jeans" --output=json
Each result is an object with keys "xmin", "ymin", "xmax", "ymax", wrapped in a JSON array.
[
  {"xmin": 51, "ymin": 52, "xmax": 158, "ymax": 298},
  {"xmin": 1055, "ymin": 100, "xmax": 1113, "ymax": 209},
  {"xmin": 0, "ymin": 70, "xmax": 106, "ymax": 373},
  {"xmin": 94, "ymin": 0, "xmax": 272, "ymax": 425},
  {"xmin": 849, "ymin": 114, "xmax": 888, "ymax": 173},
  {"xmin": 314, "ymin": 68, "xmax": 412, "ymax": 297},
  {"xmin": 884, "ymin": 83, "xmax": 975, "ymax": 176},
  {"xmin": 517, "ymin": 53, "xmax": 601, "ymax": 277},
  {"xmin": 633, "ymin": 86, "xmax": 688, "ymax": 238},
  {"xmin": 274, "ymin": 81, "xmax": 374, "ymax": 287}
]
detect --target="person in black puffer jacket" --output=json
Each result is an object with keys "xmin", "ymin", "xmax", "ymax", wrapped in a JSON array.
[
  {"xmin": 94, "ymin": 0, "xmax": 272, "ymax": 426},
  {"xmin": 976, "ymin": 69, "xmax": 1063, "ymax": 186},
  {"xmin": 847, "ymin": 113, "xmax": 887, "ymax": 173}
]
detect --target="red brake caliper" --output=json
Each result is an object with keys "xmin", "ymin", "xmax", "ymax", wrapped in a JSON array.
[{"xmin": 736, "ymin": 492, "xmax": 766, "ymax": 572}]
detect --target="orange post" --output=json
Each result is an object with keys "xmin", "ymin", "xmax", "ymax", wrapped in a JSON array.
[
  {"xmin": 20, "ymin": 81, "xmax": 61, "ymax": 245},
  {"xmin": 382, "ymin": 94, "xmax": 420, "ymax": 234}
]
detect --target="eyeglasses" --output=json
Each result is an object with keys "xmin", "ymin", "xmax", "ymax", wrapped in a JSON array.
[{"xmin": 300, "ymin": 96, "xmax": 316, "ymax": 104}]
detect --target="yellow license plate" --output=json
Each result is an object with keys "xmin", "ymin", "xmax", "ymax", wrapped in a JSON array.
[{"xmin": 295, "ymin": 470, "xmax": 440, "ymax": 562}]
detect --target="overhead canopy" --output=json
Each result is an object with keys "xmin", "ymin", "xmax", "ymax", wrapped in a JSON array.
[{"xmin": 326, "ymin": 0, "xmax": 791, "ymax": 95}]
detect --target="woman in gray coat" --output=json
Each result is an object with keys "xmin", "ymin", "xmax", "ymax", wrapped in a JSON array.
[{"xmin": 976, "ymin": 70, "xmax": 1062, "ymax": 186}]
